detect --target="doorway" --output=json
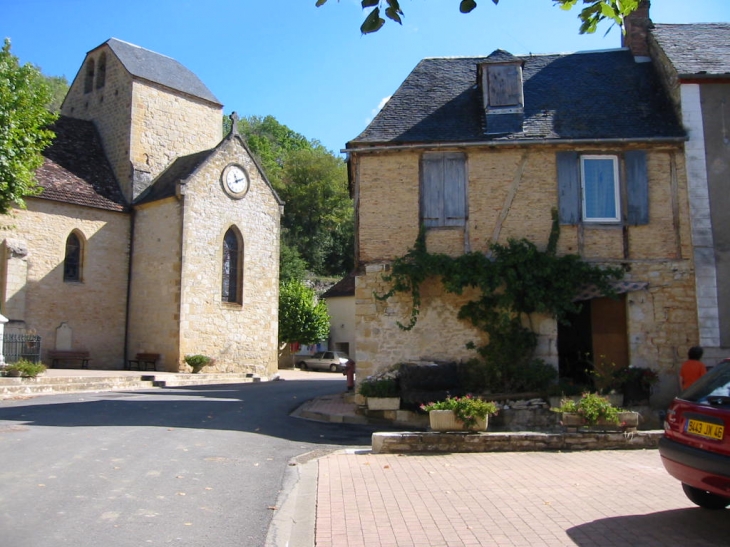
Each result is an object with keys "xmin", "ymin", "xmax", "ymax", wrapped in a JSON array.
[{"xmin": 557, "ymin": 294, "xmax": 629, "ymax": 388}]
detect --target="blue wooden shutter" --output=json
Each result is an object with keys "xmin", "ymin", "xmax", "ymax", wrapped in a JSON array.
[
  {"xmin": 625, "ymin": 150, "xmax": 649, "ymax": 225},
  {"xmin": 421, "ymin": 154, "xmax": 444, "ymax": 227},
  {"xmin": 557, "ymin": 152, "xmax": 580, "ymax": 224},
  {"xmin": 443, "ymin": 153, "xmax": 466, "ymax": 226}
]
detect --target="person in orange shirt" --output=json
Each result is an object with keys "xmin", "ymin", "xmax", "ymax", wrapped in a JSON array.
[{"xmin": 679, "ymin": 346, "xmax": 707, "ymax": 390}]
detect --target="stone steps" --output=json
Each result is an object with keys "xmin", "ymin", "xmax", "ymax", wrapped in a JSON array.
[
  {"xmin": 0, "ymin": 377, "xmax": 157, "ymax": 398},
  {"xmin": 0, "ymin": 373, "xmax": 264, "ymax": 399},
  {"xmin": 152, "ymin": 373, "xmax": 261, "ymax": 387}
]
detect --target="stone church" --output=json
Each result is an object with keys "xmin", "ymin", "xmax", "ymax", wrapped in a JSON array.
[{"xmin": 0, "ymin": 38, "xmax": 282, "ymax": 375}]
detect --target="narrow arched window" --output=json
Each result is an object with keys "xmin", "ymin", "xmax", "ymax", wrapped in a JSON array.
[
  {"xmin": 84, "ymin": 59, "xmax": 95, "ymax": 94},
  {"xmin": 64, "ymin": 232, "xmax": 82, "ymax": 282},
  {"xmin": 95, "ymin": 53, "xmax": 106, "ymax": 89},
  {"xmin": 222, "ymin": 228, "xmax": 243, "ymax": 304}
]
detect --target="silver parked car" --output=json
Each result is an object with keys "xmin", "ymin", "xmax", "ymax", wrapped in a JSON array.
[{"xmin": 297, "ymin": 351, "xmax": 351, "ymax": 372}]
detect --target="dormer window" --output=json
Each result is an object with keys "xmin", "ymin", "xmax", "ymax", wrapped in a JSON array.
[
  {"xmin": 484, "ymin": 64, "xmax": 523, "ymax": 109},
  {"xmin": 478, "ymin": 50, "xmax": 525, "ymax": 135}
]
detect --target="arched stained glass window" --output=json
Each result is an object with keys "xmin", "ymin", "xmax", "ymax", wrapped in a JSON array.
[
  {"xmin": 64, "ymin": 232, "xmax": 82, "ymax": 282},
  {"xmin": 222, "ymin": 228, "xmax": 243, "ymax": 304}
]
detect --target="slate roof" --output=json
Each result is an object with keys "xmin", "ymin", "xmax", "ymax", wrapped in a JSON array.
[
  {"xmin": 322, "ymin": 271, "xmax": 356, "ymax": 299},
  {"xmin": 35, "ymin": 116, "xmax": 127, "ymax": 212},
  {"xmin": 651, "ymin": 24, "xmax": 730, "ymax": 77},
  {"xmin": 134, "ymin": 148, "xmax": 216, "ymax": 205},
  {"xmin": 349, "ymin": 49, "xmax": 684, "ymax": 146},
  {"xmin": 104, "ymin": 38, "xmax": 221, "ymax": 105}
]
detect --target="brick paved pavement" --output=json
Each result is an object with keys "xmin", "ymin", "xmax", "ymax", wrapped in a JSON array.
[{"xmin": 316, "ymin": 450, "xmax": 730, "ymax": 547}]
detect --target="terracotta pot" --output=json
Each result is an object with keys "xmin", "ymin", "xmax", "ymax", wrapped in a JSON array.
[{"xmin": 429, "ymin": 409, "xmax": 488, "ymax": 432}]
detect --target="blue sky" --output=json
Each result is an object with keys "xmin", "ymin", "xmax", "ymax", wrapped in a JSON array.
[{"xmin": 3, "ymin": 0, "xmax": 729, "ymax": 155}]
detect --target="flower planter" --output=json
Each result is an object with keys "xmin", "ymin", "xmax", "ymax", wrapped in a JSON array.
[
  {"xmin": 428, "ymin": 409, "xmax": 488, "ymax": 432},
  {"xmin": 367, "ymin": 397, "xmax": 401, "ymax": 411},
  {"xmin": 550, "ymin": 393, "xmax": 624, "ymax": 409},
  {"xmin": 561, "ymin": 411, "xmax": 639, "ymax": 432}
]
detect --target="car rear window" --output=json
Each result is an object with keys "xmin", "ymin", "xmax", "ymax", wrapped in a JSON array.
[{"xmin": 681, "ymin": 361, "xmax": 730, "ymax": 407}]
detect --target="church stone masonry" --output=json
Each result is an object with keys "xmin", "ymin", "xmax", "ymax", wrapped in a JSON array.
[{"xmin": 0, "ymin": 38, "xmax": 282, "ymax": 376}]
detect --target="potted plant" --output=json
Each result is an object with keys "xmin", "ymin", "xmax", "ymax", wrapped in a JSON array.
[
  {"xmin": 421, "ymin": 395, "xmax": 499, "ymax": 432},
  {"xmin": 4, "ymin": 359, "xmax": 47, "ymax": 378},
  {"xmin": 359, "ymin": 376, "xmax": 400, "ymax": 410},
  {"xmin": 184, "ymin": 354, "xmax": 214, "ymax": 374},
  {"xmin": 552, "ymin": 392, "xmax": 639, "ymax": 432},
  {"xmin": 621, "ymin": 366, "xmax": 659, "ymax": 405}
]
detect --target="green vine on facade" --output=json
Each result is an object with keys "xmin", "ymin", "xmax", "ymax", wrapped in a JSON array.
[{"xmin": 375, "ymin": 209, "xmax": 624, "ymax": 392}]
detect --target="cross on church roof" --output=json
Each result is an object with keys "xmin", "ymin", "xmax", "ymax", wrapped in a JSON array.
[{"xmin": 230, "ymin": 112, "xmax": 240, "ymax": 137}]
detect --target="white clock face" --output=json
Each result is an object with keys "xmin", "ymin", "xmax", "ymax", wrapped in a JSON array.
[{"xmin": 224, "ymin": 165, "xmax": 249, "ymax": 197}]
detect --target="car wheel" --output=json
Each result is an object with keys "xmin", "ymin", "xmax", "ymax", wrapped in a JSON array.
[
  {"xmin": 330, "ymin": 364, "xmax": 339, "ymax": 372},
  {"xmin": 298, "ymin": 362, "xmax": 307, "ymax": 371},
  {"xmin": 682, "ymin": 483, "xmax": 730, "ymax": 510}
]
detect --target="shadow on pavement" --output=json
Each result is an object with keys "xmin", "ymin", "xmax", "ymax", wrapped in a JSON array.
[
  {"xmin": 567, "ymin": 507, "xmax": 730, "ymax": 546},
  {"xmin": 0, "ymin": 378, "xmax": 392, "ymax": 446}
]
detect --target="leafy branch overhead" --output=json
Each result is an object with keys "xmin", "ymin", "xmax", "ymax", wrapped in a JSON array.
[{"xmin": 315, "ymin": 0, "xmax": 641, "ymax": 35}]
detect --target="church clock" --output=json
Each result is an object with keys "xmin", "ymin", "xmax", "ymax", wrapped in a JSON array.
[{"xmin": 222, "ymin": 164, "xmax": 249, "ymax": 198}]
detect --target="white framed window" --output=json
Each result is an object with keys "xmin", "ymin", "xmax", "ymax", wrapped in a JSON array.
[{"xmin": 580, "ymin": 155, "xmax": 620, "ymax": 223}]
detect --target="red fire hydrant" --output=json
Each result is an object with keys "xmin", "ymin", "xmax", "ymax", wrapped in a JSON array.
[{"xmin": 343, "ymin": 359, "xmax": 356, "ymax": 392}]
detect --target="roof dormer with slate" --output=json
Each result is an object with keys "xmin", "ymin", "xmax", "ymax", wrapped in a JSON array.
[
  {"xmin": 478, "ymin": 50, "xmax": 525, "ymax": 135},
  {"xmin": 348, "ymin": 49, "xmax": 684, "ymax": 148}
]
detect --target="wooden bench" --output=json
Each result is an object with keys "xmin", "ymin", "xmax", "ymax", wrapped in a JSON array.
[
  {"xmin": 127, "ymin": 352, "xmax": 160, "ymax": 372},
  {"xmin": 48, "ymin": 350, "xmax": 91, "ymax": 369}
]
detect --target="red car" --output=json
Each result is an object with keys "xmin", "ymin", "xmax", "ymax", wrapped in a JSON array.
[{"xmin": 659, "ymin": 360, "xmax": 730, "ymax": 509}]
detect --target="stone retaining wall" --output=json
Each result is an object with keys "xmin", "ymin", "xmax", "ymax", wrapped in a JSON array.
[{"xmin": 372, "ymin": 430, "xmax": 663, "ymax": 454}]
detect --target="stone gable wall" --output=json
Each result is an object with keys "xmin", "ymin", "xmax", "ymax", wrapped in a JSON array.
[
  {"xmin": 176, "ymin": 137, "xmax": 281, "ymax": 376},
  {"xmin": 354, "ymin": 145, "xmax": 697, "ymax": 405},
  {"xmin": 0, "ymin": 201, "xmax": 130, "ymax": 368}
]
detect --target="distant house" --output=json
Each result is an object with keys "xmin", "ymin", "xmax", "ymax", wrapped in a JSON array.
[
  {"xmin": 0, "ymin": 39, "xmax": 282, "ymax": 374},
  {"xmin": 641, "ymin": 19, "xmax": 730, "ymax": 362},
  {"xmin": 322, "ymin": 272, "xmax": 356, "ymax": 360},
  {"xmin": 345, "ymin": 8, "xmax": 699, "ymax": 404}
]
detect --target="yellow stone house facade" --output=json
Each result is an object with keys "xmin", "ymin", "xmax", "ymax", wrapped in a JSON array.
[
  {"xmin": 347, "ymin": 30, "xmax": 700, "ymax": 405},
  {"xmin": 0, "ymin": 38, "xmax": 282, "ymax": 375}
]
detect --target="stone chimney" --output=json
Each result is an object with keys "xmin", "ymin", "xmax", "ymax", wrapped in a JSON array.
[{"xmin": 622, "ymin": 0, "xmax": 652, "ymax": 61}]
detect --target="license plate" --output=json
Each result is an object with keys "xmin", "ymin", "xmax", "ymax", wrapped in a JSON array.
[{"xmin": 687, "ymin": 419, "xmax": 725, "ymax": 441}]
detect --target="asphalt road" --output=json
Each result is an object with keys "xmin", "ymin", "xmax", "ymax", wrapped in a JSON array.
[{"xmin": 0, "ymin": 371, "xmax": 374, "ymax": 547}]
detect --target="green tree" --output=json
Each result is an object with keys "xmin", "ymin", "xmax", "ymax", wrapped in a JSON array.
[
  {"xmin": 237, "ymin": 115, "xmax": 314, "ymax": 192},
  {"xmin": 237, "ymin": 115, "xmax": 354, "ymax": 277},
  {"xmin": 279, "ymin": 147, "xmax": 353, "ymax": 276},
  {"xmin": 0, "ymin": 38, "xmax": 58, "ymax": 214},
  {"xmin": 315, "ymin": 0, "xmax": 640, "ymax": 35},
  {"xmin": 43, "ymin": 74, "xmax": 69, "ymax": 114},
  {"xmin": 278, "ymin": 280, "xmax": 331, "ymax": 345},
  {"xmin": 279, "ymin": 241, "xmax": 308, "ymax": 284}
]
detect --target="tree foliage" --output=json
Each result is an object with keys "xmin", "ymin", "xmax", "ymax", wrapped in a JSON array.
[
  {"xmin": 0, "ymin": 38, "xmax": 58, "ymax": 214},
  {"xmin": 43, "ymin": 74, "xmax": 69, "ymax": 114},
  {"xmin": 237, "ymin": 115, "xmax": 354, "ymax": 277},
  {"xmin": 278, "ymin": 281, "xmax": 331, "ymax": 344},
  {"xmin": 316, "ymin": 0, "xmax": 640, "ymax": 35},
  {"xmin": 279, "ymin": 147, "xmax": 353, "ymax": 276}
]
